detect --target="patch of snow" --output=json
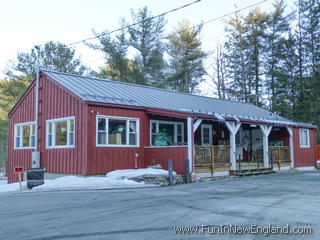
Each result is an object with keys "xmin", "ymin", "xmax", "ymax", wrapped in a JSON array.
[
  {"xmin": 106, "ymin": 168, "xmax": 176, "ymax": 180},
  {"xmin": 33, "ymin": 176, "xmax": 148, "ymax": 191},
  {"xmin": 0, "ymin": 181, "xmax": 27, "ymax": 193},
  {"xmin": 0, "ymin": 175, "xmax": 153, "ymax": 193}
]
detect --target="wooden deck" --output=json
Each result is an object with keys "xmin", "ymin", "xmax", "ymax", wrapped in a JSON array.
[{"xmin": 195, "ymin": 145, "xmax": 291, "ymax": 174}]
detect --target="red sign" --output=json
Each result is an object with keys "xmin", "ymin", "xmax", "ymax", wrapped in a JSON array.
[{"xmin": 14, "ymin": 167, "xmax": 24, "ymax": 173}]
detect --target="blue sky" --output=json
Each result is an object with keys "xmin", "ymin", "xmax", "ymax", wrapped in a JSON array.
[{"xmin": 0, "ymin": 0, "xmax": 295, "ymax": 93}]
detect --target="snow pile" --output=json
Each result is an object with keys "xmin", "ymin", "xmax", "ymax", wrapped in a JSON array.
[
  {"xmin": 0, "ymin": 175, "xmax": 151, "ymax": 193},
  {"xmin": 0, "ymin": 181, "xmax": 27, "ymax": 193},
  {"xmin": 0, "ymin": 168, "xmax": 174, "ymax": 193},
  {"xmin": 106, "ymin": 168, "xmax": 176, "ymax": 180}
]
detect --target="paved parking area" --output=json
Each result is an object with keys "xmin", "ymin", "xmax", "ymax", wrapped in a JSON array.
[{"xmin": 0, "ymin": 170, "xmax": 320, "ymax": 240}]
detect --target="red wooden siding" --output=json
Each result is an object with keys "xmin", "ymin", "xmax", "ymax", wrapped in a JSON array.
[
  {"xmin": 293, "ymin": 127, "xmax": 316, "ymax": 167},
  {"xmin": 8, "ymin": 74, "xmax": 88, "ymax": 183},
  {"xmin": 144, "ymin": 147, "xmax": 188, "ymax": 174},
  {"xmin": 317, "ymin": 145, "xmax": 320, "ymax": 161},
  {"xmin": 8, "ymin": 83, "xmax": 36, "ymax": 183},
  {"xmin": 86, "ymin": 105, "xmax": 149, "ymax": 175},
  {"xmin": 40, "ymin": 74, "xmax": 88, "ymax": 175}
]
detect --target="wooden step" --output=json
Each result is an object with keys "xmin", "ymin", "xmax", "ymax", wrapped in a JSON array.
[{"xmin": 234, "ymin": 168, "xmax": 275, "ymax": 177}]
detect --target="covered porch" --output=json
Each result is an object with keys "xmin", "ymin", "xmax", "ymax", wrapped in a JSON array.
[{"xmin": 193, "ymin": 119, "xmax": 293, "ymax": 176}]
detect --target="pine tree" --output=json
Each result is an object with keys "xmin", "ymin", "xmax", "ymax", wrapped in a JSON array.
[
  {"xmin": 224, "ymin": 11, "xmax": 250, "ymax": 102},
  {"xmin": 127, "ymin": 7, "xmax": 166, "ymax": 87},
  {"xmin": 166, "ymin": 20, "xmax": 207, "ymax": 93},
  {"xmin": 265, "ymin": 0, "xmax": 293, "ymax": 112}
]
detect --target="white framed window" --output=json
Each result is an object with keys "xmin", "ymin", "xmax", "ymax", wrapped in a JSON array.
[
  {"xmin": 96, "ymin": 115, "xmax": 139, "ymax": 147},
  {"xmin": 201, "ymin": 124, "xmax": 212, "ymax": 145},
  {"xmin": 150, "ymin": 120, "xmax": 184, "ymax": 146},
  {"xmin": 14, "ymin": 121, "xmax": 36, "ymax": 149},
  {"xmin": 46, "ymin": 117, "xmax": 75, "ymax": 149},
  {"xmin": 299, "ymin": 128, "xmax": 310, "ymax": 148}
]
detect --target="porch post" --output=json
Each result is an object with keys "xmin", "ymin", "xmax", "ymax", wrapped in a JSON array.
[
  {"xmin": 286, "ymin": 127, "xmax": 294, "ymax": 168},
  {"xmin": 187, "ymin": 117, "xmax": 193, "ymax": 174},
  {"xmin": 259, "ymin": 125, "xmax": 272, "ymax": 168},
  {"xmin": 226, "ymin": 121, "xmax": 241, "ymax": 171}
]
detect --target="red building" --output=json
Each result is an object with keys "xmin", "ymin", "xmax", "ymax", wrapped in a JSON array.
[{"xmin": 7, "ymin": 70, "xmax": 317, "ymax": 183}]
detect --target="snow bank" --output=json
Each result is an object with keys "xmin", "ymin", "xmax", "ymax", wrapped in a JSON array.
[
  {"xmin": 0, "ymin": 175, "xmax": 151, "ymax": 193},
  {"xmin": 0, "ymin": 181, "xmax": 27, "ymax": 193},
  {"xmin": 106, "ymin": 168, "xmax": 176, "ymax": 180},
  {"xmin": 33, "ymin": 176, "xmax": 147, "ymax": 191}
]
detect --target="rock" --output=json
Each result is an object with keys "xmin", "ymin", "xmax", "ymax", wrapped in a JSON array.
[{"xmin": 129, "ymin": 174, "xmax": 185, "ymax": 186}]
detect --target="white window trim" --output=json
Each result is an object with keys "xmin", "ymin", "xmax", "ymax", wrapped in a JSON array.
[
  {"xmin": 299, "ymin": 128, "xmax": 310, "ymax": 148},
  {"xmin": 14, "ymin": 121, "xmax": 36, "ymax": 150},
  {"xmin": 150, "ymin": 120, "xmax": 184, "ymax": 147},
  {"xmin": 46, "ymin": 116, "xmax": 75, "ymax": 149},
  {"xmin": 201, "ymin": 124, "xmax": 213, "ymax": 145},
  {"xmin": 96, "ymin": 115, "xmax": 140, "ymax": 147}
]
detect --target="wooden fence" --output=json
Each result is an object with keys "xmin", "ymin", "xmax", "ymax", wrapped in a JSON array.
[
  {"xmin": 195, "ymin": 145, "xmax": 230, "ymax": 173},
  {"xmin": 269, "ymin": 146, "xmax": 291, "ymax": 168}
]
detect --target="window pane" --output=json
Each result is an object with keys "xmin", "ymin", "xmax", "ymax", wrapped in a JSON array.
[
  {"xmin": 48, "ymin": 135, "xmax": 52, "ymax": 146},
  {"xmin": 16, "ymin": 137, "xmax": 20, "ymax": 148},
  {"xmin": 48, "ymin": 122, "xmax": 52, "ymax": 134},
  {"xmin": 69, "ymin": 132, "xmax": 74, "ymax": 146},
  {"xmin": 55, "ymin": 121, "xmax": 68, "ymax": 146},
  {"xmin": 177, "ymin": 124, "xmax": 182, "ymax": 135},
  {"xmin": 129, "ymin": 133, "xmax": 137, "ymax": 145},
  {"xmin": 304, "ymin": 130, "xmax": 308, "ymax": 146},
  {"xmin": 31, "ymin": 124, "xmax": 36, "ymax": 135},
  {"xmin": 152, "ymin": 134, "xmax": 156, "ymax": 146},
  {"xmin": 98, "ymin": 132, "xmax": 107, "ymax": 145},
  {"xmin": 23, "ymin": 125, "xmax": 30, "ymax": 147},
  {"xmin": 31, "ymin": 136, "xmax": 35, "ymax": 147},
  {"xmin": 152, "ymin": 122, "xmax": 157, "ymax": 133},
  {"xmin": 17, "ymin": 126, "xmax": 21, "ymax": 136},
  {"xmin": 109, "ymin": 119, "xmax": 126, "ymax": 145},
  {"xmin": 177, "ymin": 135, "xmax": 183, "ymax": 143},
  {"xmin": 203, "ymin": 128, "xmax": 210, "ymax": 144},
  {"xmin": 156, "ymin": 123, "xmax": 174, "ymax": 146},
  {"xmin": 129, "ymin": 121, "xmax": 136, "ymax": 133},
  {"xmin": 98, "ymin": 118, "xmax": 106, "ymax": 131},
  {"xmin": 70, "ymin": 119, "xmax": 75, "ymax": 132}
]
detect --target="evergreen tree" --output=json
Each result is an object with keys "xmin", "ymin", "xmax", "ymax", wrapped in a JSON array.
[
  {"xmin": 166, "ymin": 20, "xmax": 207, "ymax": 93},
  {"xmin": 265, "ymin": 0, "xmax": 292, "ymax": 112},
  {"xmin": 224, "ymin": 11, "xmax": 250, "ymax": 102},
  {"xmin": 127, "ymin": 7, "xmax": 166, "ymax": 87},
  {"xmin": 244, "ymin": 8, "xmax": 269, "ymax": 106}
]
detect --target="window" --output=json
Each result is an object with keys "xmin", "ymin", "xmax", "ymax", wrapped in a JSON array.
[
  {"xmin": 299, "ymin": 128, "xmax": 310, "ymax": 148},
  {"xmin": 150, "ymin": 120, "xmax": 184, "ymax": 146},
  {"xmin": 46, "ymin": 117, "xmax": 75, "ymax": 148},
  {"xmin": 96, "ymin": 116, "xmax": 139, "ymax": 147},
  {"xmin": 14, "ymin": 122, "xmax": 36, "ymax": 149},
  {"xmin": 201, "ymin": 124, "xmax": 212, "ymax": 145}
]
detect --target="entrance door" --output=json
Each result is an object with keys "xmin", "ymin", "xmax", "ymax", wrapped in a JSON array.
[{"xmin": 201, "ymin": 124, "xmax": 212, "ymax": 145}]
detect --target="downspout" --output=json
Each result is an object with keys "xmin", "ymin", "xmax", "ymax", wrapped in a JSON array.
[
  {"xmin": 31, "ymin": 45, "xmax": 41, "ymax": 169},
  {"xmin": 187, "ymin": 117, "xmax": 193, "ymax": 176},
  {"xmin": 35, "ymin": 45, "xmax": 40, "ymax": 152}
]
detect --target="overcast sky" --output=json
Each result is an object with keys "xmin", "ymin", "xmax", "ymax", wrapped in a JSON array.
[{"xmin": 0, "ymin": 0, "xmax": 295, "ymax": 94}]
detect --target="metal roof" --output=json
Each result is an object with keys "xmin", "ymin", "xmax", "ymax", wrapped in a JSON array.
[{"xmin": 43, "ymin": 70, "xmax": 314, "ymax": 127}]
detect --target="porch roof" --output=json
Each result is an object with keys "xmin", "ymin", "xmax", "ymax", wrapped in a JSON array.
[{"xmin": 43, "ymin": 70, "xmax": 315, "ymax": 128}]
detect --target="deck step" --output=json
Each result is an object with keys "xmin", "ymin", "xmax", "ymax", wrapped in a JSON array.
[{"xmin": 235, "ymin": 168, "xmax": 274, "ymax": 176}]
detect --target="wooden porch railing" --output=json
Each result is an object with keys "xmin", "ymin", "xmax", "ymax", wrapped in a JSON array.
[
  {"xmin": 195, "ymin": 145, "xmax": 231, "ymax": 173},
  {"xmin": 269, "ymin": 146, "xmax": 291, "ymax": 168}
]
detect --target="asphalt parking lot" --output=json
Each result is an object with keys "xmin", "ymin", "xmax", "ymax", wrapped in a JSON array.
[{"xmin": 0, "ymin": 170, "xmax": 320, "ymax": 240}]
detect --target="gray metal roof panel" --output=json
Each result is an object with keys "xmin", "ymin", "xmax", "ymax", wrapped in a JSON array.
[{"xmin": 43, "ymin": 70, "xmax": 314, "ymax": 127}]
